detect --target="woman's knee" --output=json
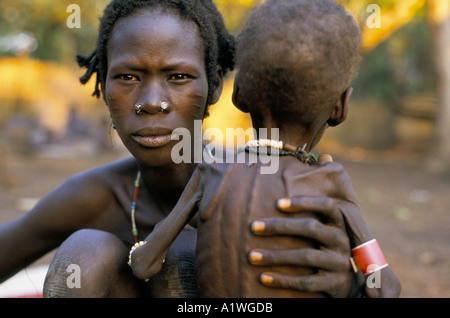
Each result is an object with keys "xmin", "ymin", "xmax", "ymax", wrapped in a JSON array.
[{"xmin": 43, "ymin": 229, "xmax": 132, "ymax": 297}]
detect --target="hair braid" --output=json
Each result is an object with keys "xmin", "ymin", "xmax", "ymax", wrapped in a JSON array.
[{"xmin": 76, "ymin": 50, "xmax": 101, "ymax": 97}]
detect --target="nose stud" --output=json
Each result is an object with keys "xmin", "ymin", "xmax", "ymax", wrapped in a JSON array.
[
  {"xmin": 134, "ymin": 104, "xmax": 143, "ymax": 114},
  {"xmin": 160, "ymin": 102, "xmax": 169, "ymax": 111},
  {"xmin": 134, "ymin": 102, "xmax": 170, "ymax": 114}
]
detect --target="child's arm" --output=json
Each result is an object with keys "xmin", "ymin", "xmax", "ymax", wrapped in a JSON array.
[{"xmin": 129, "ymin": 166, "xmax": 203, "ymax": 281}]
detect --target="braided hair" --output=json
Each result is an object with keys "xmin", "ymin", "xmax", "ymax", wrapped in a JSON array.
[{"xmin": 77, "ymin": 0, "xmax": 235, "ymax": 113}]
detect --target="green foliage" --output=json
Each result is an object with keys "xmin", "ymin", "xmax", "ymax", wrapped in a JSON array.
[
  {"xmin": 0, "ymin": 0, "xmax": 109, "ymax": 63},
  {"xmin": 0, "ymin": 0, "xmax": 259, "ymax": 61},
  {"xmin": 352, "ymin": 9, "xmax": 436, "ymax": 105}
]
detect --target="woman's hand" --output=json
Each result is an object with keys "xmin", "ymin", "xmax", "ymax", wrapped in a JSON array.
[{"xmin": 248, "ymin": 195, "xmax": 356, "ymax": 297}]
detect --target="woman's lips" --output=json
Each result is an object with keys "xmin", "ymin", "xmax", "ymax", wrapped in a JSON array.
[
  {"xmin": 131, "ymin": 134, "xmax": 172, "ymax": 148},
  {"xmin": 131, "ymin": 126, "xmax": 174, "ymax": 148}
]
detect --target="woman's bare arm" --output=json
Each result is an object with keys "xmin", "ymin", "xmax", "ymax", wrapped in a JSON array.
[{"xmin": 0, "ymin": 165, "xmax": 118, "ymax": 283}]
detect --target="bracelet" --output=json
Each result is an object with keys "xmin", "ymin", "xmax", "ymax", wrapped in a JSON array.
[
  {"xmin": 352, "ymin": 239, "xmax": 388, "ymax": 274},
  {"xmin": 127, "ymin": 241, "xmax": 147, "ymax": 267}
]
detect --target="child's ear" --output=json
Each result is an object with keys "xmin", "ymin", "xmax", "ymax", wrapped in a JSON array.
[
  {"xmin": 327, "ymin": 87, "xmax": 353, "ymax": 127},
  {"xmin": 211, "ymin": 66, "xmax": 224, "ymax": 104},
  {"xmin": 232, "ymin": 71, "xmax": 250, "ymax": 113}
]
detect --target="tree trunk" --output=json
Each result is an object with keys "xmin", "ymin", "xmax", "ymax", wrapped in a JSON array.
[{"xmin": 428, "ymin": 0, "xmax": 450, "ymax": 174}]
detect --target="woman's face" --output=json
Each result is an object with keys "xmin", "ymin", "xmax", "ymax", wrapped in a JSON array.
[{"xmin": 105, "ymin": 8, "xmax": 211, "ymax": 167}]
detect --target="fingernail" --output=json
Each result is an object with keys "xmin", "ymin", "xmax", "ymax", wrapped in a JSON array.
[
  {"xmin": 318, "ymin": 153, "xmax": 333, "ymax": 163},
  {"xmin": 248, "ymin": 251, "xmax": 263, "ymax": 263},
  {"xmin": 260, "ymin": 273, "xmax": 273, "ymax": 285},
  {"xmin": 251, "ymin": 221, "xmax": 265, "ymax": 233},
  {"xmin": 277, "ymin": 198, "xmax": 291, "ymax": 210}
]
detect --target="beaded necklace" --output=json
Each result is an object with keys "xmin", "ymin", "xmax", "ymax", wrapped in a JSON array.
[
  {"xmin": 129, "ymin": 141, "xmax": 314, "ymax": 242},
  {"xmin": 240, "ymin": 139, "xmax": 318, "ymax": 165},
  {"xmin": 128, "ymin": 171, "xmax": 165, "ymax": 272},
  {"xmin": 131, "ymin": 171, "xmax": 141, "ymax": 243}
]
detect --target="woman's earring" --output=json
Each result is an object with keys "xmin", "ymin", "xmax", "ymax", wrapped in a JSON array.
[{"xmin": 109, "ymin": 121, "xmax": 116, "ymax": 148}]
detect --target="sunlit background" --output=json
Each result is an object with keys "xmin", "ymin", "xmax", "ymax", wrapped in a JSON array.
[
  {"xmin": 0, "ymin": 0, "xmax": 449, "ymax": 298},
  {"xmin": 0, "ymin": 0, "xmax": 448, "ymax": 160}
]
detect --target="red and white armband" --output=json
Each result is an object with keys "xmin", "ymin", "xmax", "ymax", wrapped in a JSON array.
[{"xmin": 351, "ymin": 239, "xmax": 388, "ymax": 274}]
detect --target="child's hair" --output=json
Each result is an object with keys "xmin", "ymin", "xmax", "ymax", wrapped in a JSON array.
[
  {"xmin": 77, "ymin": 0, "xmax": 235, "ymax": 114},
  {"xmin": 235, "ymin": 0, "xmax": 361, "ymax": 125}
]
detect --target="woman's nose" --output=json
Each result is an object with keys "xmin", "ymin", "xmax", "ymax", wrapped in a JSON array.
[{"xmin": 135, "ymin": 81, "xmax": 170, "ymax": 114}]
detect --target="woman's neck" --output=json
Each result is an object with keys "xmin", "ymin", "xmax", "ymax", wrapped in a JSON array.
[
  {"xmin": 139, "ymin": 162, "xmax": 197, "ymax": 190},
  {"xmin": 137, "ymin": 162, "xmax": 198, "ymax": 213}
]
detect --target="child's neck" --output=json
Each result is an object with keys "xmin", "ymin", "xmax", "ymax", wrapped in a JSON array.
[{"xmin": 250, "ymin": 112, "xmax": 318, "ymax": 153}]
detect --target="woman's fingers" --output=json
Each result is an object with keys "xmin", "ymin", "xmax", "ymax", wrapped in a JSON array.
[
  {"xmin": 251, "ymin": 217, "xmax": 350, "ymax": 251},
  {"xmin": 277, "ymin": 195, "xmax": 345, "ymax": 229},
  {"xmin": 246, "ymin": 194, "xmax": 355, "ymax": 297},
  {"xmin": 258, "ymin": 271, "xmax": 353, "ymax": 298},
  {"xmin": 248, "ymin": 248, "xmax": 351, "ymax": 272}
]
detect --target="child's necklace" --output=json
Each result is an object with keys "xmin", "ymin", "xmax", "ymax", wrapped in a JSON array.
[
  {"xmin": 130, "ymin": 141, "xmax": 316, "ymax": 241},
  {"xmin": 240, "ymin": 139, "xmax": 318, "ymax": 165}
]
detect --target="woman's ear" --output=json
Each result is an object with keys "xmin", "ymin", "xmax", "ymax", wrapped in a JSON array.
[
  {"xmin": 211, "ymin": 66, "xmax": 224, "ymax": 105},
  {"xmin": 327, "ymin": 87, "xmax": 353, "ymax": 127},
  {"xmin": 232, "ymin": 71, "xmax": 250, "ymax": 113}
]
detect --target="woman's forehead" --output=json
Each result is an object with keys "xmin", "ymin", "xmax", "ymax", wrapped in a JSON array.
[
  {"xmin": 110, "ymin": 7, "xmax": 201, "ymax": 46},
  {"xmin": 107, "ymin": 8, "xmax": 205, "ymax": 70}
]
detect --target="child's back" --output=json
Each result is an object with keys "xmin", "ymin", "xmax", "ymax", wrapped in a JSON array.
[{"xmin": 193, "ymin": 155, "xmax": 359, "ymax": 297}]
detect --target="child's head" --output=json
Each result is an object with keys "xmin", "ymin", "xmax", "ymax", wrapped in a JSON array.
[
  {"xmin": 77, "ymin": 0, "xmax": 235, "ymax": 113},
  {"xmin": 233, "ymin": 0, "xmax": 361, "ymax": 128}
]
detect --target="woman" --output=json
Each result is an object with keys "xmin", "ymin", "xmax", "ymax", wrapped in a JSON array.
[{"xmin": 0, "ymin": 0, "xmax": 356, "ymax": 297}]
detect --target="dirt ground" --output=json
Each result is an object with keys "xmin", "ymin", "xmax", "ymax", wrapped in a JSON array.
[{"xmin": 0, "ymin": 142, "xmax": 449, "ymax": 298}]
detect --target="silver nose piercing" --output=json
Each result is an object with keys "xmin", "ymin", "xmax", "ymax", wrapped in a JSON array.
[
  {"xmin": 160, "ymin": 102, "xmax": 169, "ymax": 111},
  {"xmin": 134, "ymin": 104, "xmax": 142, "ymax": 114},
  {"xmin": 134, "ymin": 102, "xmax": 169, "ymax": 114}
]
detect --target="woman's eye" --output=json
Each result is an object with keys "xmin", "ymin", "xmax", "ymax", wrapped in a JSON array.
[
  {"xmin": 169, "ymin": 74, "xmax": 190, "ymax": 81},
  {"xmin": 118, "ymin": 74, "xmax": 139, "ymax": 81}
]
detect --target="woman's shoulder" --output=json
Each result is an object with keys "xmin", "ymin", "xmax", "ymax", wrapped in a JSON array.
[
  {"xmin": 56, "ymin": 156, "xmax": 138, "ymax": 205},
  {"xmin": 70, "ymin": 156, "xmax": 137, "ymax": 183},
  {"xmin": 21, "ymin": 157, "xmax": 139, "ymax": 235}
]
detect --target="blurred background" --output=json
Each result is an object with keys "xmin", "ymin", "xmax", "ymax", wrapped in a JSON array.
[{"xmin": 0, "ymin": 0, "xmax": 449, "ymax": 298}]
